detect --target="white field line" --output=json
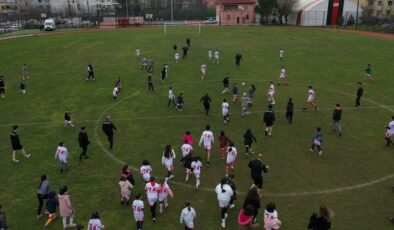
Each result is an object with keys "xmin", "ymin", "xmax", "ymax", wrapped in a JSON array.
[{"xmin": 63, "ymin": 37, "xmax": 85, "ymax": 49}]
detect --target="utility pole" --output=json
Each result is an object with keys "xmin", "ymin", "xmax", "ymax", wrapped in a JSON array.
[
  {"xmin": 126, "ymin": 0, "xmax": 129, "ymax": 17},
  {"xmin": 355, "ymin": 0, "xmax": 359, "ymax": 30},
  {"xmin": 170, "ymin": 0, "xmax": 173, "ymax": 21}
]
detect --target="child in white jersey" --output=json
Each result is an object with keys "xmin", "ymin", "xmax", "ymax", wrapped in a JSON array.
[
  {"xmin": 191, "ymin": 156, "xmax": 202, "ymax": 189},
  {"xmin": 88, "ymin": 212, "xmax": 104, "ymax": 230},
  {"xmin": 162, "ymin": 145, "xmax": 176, "ymax": 181},
  {"xmin": 199, "ymin": 124, "xmax": 214, "ymax": 166},
  {"xmin": 158, "ymin": 179, "xmax": 174, "ymax": 213},
  {"xmin": 140, "ymin": 160, "xmax": 152, "ymax": 182},
  {"xmin": 144, "ymin": 177, "xmax": 160, "ymax": 221},
  {"xmin": 225, "ymin": 143, "xmax": 237, "ymax": 177},
  {"xmin": 132, "ymin": 193, "xmax": 144, "ymax": 230},
  {"xmin": 180, "ymin": 201, "xmax": 197, "ymax": 230}
]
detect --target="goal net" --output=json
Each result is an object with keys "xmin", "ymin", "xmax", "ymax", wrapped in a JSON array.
[{"xmin": 163, "ymin": 21, "xmax": 202, "ymax": 35}]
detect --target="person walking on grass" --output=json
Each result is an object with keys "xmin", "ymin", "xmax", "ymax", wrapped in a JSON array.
[
  {"xmin": 58, "ymin": 186, "xmax": 77, "ymax": 229},
  {"xmin": 235, "ymin": 53, "xmax": 243, "ymax": 68},
  {"xmin": 364, "ymin": 63, "xmax": 373, "ymax": 81},
  {"xmin": 222, "ymin": 99, "xmax": 230, "ymax": 124},
  {"xmin": 64, "ymin": 109, "xmax": 74, "ymax": 127},
  {"xmin": 303, "ymin": 86, "xmax": 317, "ymax": 111},
  {"xmin": 219, "ymin": 131, "xmax": 231, "ymax": 160},
  {"xmin": 148, "ymin": 73, "xmax": 154, "ymax": 91},
  {"xmin": 44, "ymin": 190, "xmax": 58, "ymax": 228},
  {"xmin": 186, "ymin": 37, "xmax": 191, "ymax": 48},
  {"xmin": 176, "ymin": 92, "xmax": 184, "ymax": 111},
  {"xmin": 238, "ymin": 204, "xmax": 260, "ymax": 230},
  {"xmin": 36, "ymin": 174, "xmax": 50, "ymax": 220},
  {"xmin": 102, "ymin": 116, "xmax": 116, "ymax": 150},
  {"xmin": 88, "ymin": 212, "xmax": 105, "ymax": 230},
  {"xmin": 55, "ymin": 142, "xmax": 69, "ymax": 172},
  {"xmin": 162, "ymin": 145, "xmax": 176, "ymax": 181},
  {"xmin": 121, "ymin": 164, "xmax": 135, "ymax": 186},
  {"xmin": 10, "ymin": 125, "xmax": 31, "ymax": 163},
  {"xmin": 241, "ymin": 92, "xmax": 251, "ymax": 117},
  {"xmin": 180, "ymin": 201, "xmax": 196, "ymax": 230},
  {"xmin": 22, "ymin": 63, "xmax": 29, "ymax": 80},
  {"xmin": 310, "ymin": 127, "xmax": 323, "ymax": 156},
  {"xmin": 225, "ymin": 142, "xmax": 238, "ymax": 177},
  {"xmin": 168, "ymin": 87, "xmax": 176, "ymax": 107},
  {"xmin": 199, "ymin": 124, "xmax": 214, "ymax": 166},
  {"xmin": 158, "ymin": 178, "xmax": 174, "ymax": 214},
  {"xmin": 286, "ymin": 98, "xmax": 294, "ymax": 123},
  {"xmin": 20, "ymin": 81, "xmax": 26, "ymax": 95},
  {"xmin": 0, "ymin": 76, "xmax": 5, "ymax": 98},
  {"xmin": 87, "ymin": 64, "xmax": 95, "ymax": 81},
  {"xmin": 132, "ymin": 193, "xmax": 144, "ymax": 230},
  {"xmin": 182, "ymin": 45, "xmax": 189, "ymax": 59},
  {"xmin": 222, "ymin": 74, "xmax": 230, "ymax": 94},
  {"xmin": 78, "ymin": 126, "xmax": 90, "ymax": 160},
  {"xmin": 119, "ymin": 175, "xmax": 134, "ymax": 205},
  {"xmin": 264, "ymin": 202, "xmax": 282, "ymax": 230},
  {"xmin": 332, "ymin": 104, "xmax": 343, "ymax": 136},
  {"xmin": 144, "ymin": 177, "xmax": 159, "ymax": 222},
  {"xmin": 355, "ymin": 82, "xmax": 363, "ymax": 109},
  {"xmin": 232, "ymin": 83, "xmax": 239, "ymax": 103},
  {"xmin": 0, "ymin": 205, "xmax": 8, "ymax": 230},
  {"xmin": 227, "ymin": 174, "xmax": 237, "ymax": 209},
  {"xmin": 247, "ymin": 84, "xmax": 256, "ymax": 105},
  {"xmin": 215, "ymin": 177, "xmax": 233, "ymax": 228},
  {"xmin": 248, "ymin": 154, "xmax": 269, "ymax": 197},
  {"xmin": 242, "ymin": 186, "xmax": 260, "ymax": 223},
  {"xmin": 279, "ymin": 49, "xmax": 284, "ymax": 61},
  {"xmin": 385, "ymin": 116, "xmax": 394, "ymax": 146},
  {"xmin": 200, "ymin": 92, "xmax": 211, "ymax": 115},
  {"xmin": 307, "ymin": 206, "xmax": 333, "ymax": 230},
  {"xmin": 243, "ymin": 129, "xmax": 257, "ymax": 157},
  {"xmin": 263, "ymin": 105, "xmax": 276, "ymax": 136}
]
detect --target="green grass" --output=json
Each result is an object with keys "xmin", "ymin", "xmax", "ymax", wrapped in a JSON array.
[{"xmin": 0, "ymin": 26, "xmax": 393, "ymax": 230}]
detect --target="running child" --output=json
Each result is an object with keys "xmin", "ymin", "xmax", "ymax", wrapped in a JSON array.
[
  {"xmin": 279, "ymin": 49, "xmax": 284, "ymax": 61},
  {"xmin": 303, "ymin": 86, "xmax": 317, "ymax": 110},
  {"xmin": 168, "ymin": 87, "xmax": 176, "ymax": 107},
  {"xmin": 243, "ymin": 129, "xmax": 257, "ymax": 157},
  {"xmin": 310, "ymin": 127, "xmax": 323, "ymax": 155},
  {"xmin": 176, "ymin": 93, "xmax": 184, "ymax": 111},
  {"xmin": 181, "ymin": 131, "xmax": 194, "ymax": 145},
  {"xmin": 22, "ymin": 64, "xmax": 29, "ymax": 80},
  {"xmin": 222, "ymin": 99, "xmax": 230, "ymax": 124},
  {"xmin": 278, "ymin": 65, "xmax": 287, "ymax": 86},
  {"xmin": 208, "ymin": 49, "xmax": 213, "ymax": 61},
  {"xmin": 0, "ymin": 76, "xmax": 4, "ymax": 98},
  {"xmin": 144, "ymin": 177, "xmax": 160, "ymax": 221},
  {"xmin": 232, "ymin": 83, "xmax": 239, "ymax": 103},
  {"xmin": 214, "ymin": 50, "xmax": 220, "ymax": 64},
  {"xmin": 140, "ymin": 160, "xmax": 152, "ymax": 182},
  {"xmin": 219, "ymin": 131, "xmax": 231, "ymax": 160},
  {"xmin": 87, "ymin": 64, "xmax": 95, "ymax": 80},
  {"xmin": 87, "ymin": 212, "xmax": 105, "ymax": 230},
  {"xmin": 44, "ymin": 191, "xmax": 58, "ymax": 228},
  {"xmin": 181, "ymin": 140, "xmax": 193, "ymax": 158},
  {"xmin": 175, "ymin": 52, "xmax": 180, "ymax": 63},
  {"xmin": 183, "ymin": 151, "xmax": 193, "ymax": 183},
  {"xmin": 241, "ymin": 92, "xmax": 251, "ymax": 117},
  {"xmin": 119, "ymin": 175, "xmax": 134, "ymax": 205},
  {"xmin": 215, "ymin": 177, "xmax": 234, "ymax": 228},
  {"xmin": 158, "ymin": 179, "xmax": 174, "ymax": 214},
  {"xmin": 267, "ymin": 82, "xmax": 275, "ymax": 105},
  {"xmin": 225, "ymin": 143, "xmax": 237, "ymax": 176},
  {"xmin": 132, "ymin": 193, "xmax": 144, "ymax": 230},
  {"xmin": 20, "ymin": 81, "xmax": 26, "ymax": 95},
  {"xmin": 141, "ymin": 58, "xmax": 148, "ymax": 70},
  {"xmin": 199, "ymin": 124, "xmax": 214, "ymax": 166},
  {"xmin": 180, "ymin": 201, "xmax": 197, "ymax": 230},
  {"xmin": 222, "ymin": 73, "xmax": 230, "ymax": 94},
  {"xmin": 162, "ymin": 145, "xmax": 176, "ymax": 181},
  {"xmin": 55, "ymin": 142, "xmax": 69, "ymax": 172},
  {"xmin": 136, "ymin": 49, "xmax": 141, "ymax": 59},
  {"xmin": 116, "ymin": 77, "xmax": 122, "ymax": 91},
  {"xmin": 161, "ymin": 65, "xmax": 167, "ymax": 81},
  {"xmin": 164, "ymin": 64, "xmax": 169, "ymax": 78},
  {"xmin": 64, "ymin": 109, "xmax": 74, "ymax": 127},
  {"xmin": 200, "ymin": 63, "xmax": 207, "ymax": 80},
  {"xmin": 112, "ymin": 85, "xmax": 119, "ymax": 100},
  {"xmin": 364, "ymin": 63, "xmax": 373, "ymax": 81},
  {"xmin": 385, "ymin": 116, "xmax": 394, "ymax": 146},
  {"xmin": 191, "ymin": 156, "xmax": 202, "ymax": 189}
]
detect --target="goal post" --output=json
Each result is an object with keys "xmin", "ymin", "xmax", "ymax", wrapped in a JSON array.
[{"xmin": 163, "ymin": 22, "xmax": 201, "ymax": 35}]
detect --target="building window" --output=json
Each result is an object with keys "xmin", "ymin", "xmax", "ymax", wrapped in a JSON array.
[
  {"xmin": 224, "ymin": 5, "xmax": 237, "ymax": 11},
  {"xmin": 388, "ymin": 0, "xmax": 393, "ymax": 5},
  {"xmin": 377, "ymin": 1, "xmax": 383, "ymax": 5},
  {"xmin": 368, "ymin": 0, "xmax": 373, "ymax": 6},
  {"xmin": 246, "ymin": 14, "xmax": 249, "ymax": 20},
  {"xmin": 387, "ymin": 10, "xmax": 391, "ymax": 14}
]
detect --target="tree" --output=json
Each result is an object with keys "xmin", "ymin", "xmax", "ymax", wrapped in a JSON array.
[
  {"xmin": 277, "ymin": 0, "xmax": 298, "ymax": 24},
  {"xmin": 256, "ymin": 0, "xmax": 278, "ymax": 24}
]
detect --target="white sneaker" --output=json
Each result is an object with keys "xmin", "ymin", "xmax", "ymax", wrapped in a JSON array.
[
  {"xmin": 318, "ymin": 151, "xmax": 323, "ymax": 156},
  {"xmin": 224, "ymin": 213, "xmax": 228, "ymax": 219},
  {"xmin": 230, "ymin": 204, "xmax": 235, "ymax": 209},
  {"xmin": 169, "ymin": 175, "xmax": 175, "ymax": 180},
  {"xmin": 221, "ymin": 220, "xmax": 226, "ymax": 228},
  {"xmin": 196, "ymin": 182, "xmax": 200, "ymax": 189},
  {"xmin": 159, "ymin": 209, "xmax": 163, "ymax": 214},
  {"xmin": 13, "ymin": 159, "xmax": 20, "ymax": 163},
  {"xmin": 309, "ymin": 148, "xmax": 314, "ymax": 153},
  {"xmin": 26, "ymin": 154, "xmax": 31, "ymax": 158}
]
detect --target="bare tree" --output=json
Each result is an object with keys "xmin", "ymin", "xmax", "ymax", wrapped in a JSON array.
[{"xmin": 277, "ymin": 0, "xmax": 298, "ymax": 24}]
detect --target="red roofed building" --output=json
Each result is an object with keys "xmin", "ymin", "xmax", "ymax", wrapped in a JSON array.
[{"xmin": 215, "ymin": 0, "xmax": 257, "ymax": 25}]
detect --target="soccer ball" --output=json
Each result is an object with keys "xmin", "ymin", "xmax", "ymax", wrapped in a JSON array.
[{"xmin": 242, "ymin": 82, "xmax": 245, "ymax": 86}]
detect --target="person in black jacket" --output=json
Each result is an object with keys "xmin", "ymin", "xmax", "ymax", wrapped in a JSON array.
[
  {"xmin": 102, "ymin": 116, "xmax": 117, "ymax": 150},
  {"xmin": 182, "ymin": 46, "xmax": 189, "ymax": 59},
  {"xmin": 87, "ymin": 64, "xmax": 95, "ymax": 81},
  {"xmin": 182, "ymin": 151, "xmax": 193, "ymax": 182},
  {"xmin": 286, "ymin": 98, "xmax": 294, "ymax": 123},
  {"xmin": 355, "ymin": 82, "xmax": 363, "ymax": 109},
  {"xmin": 186, "ymin": 37, "xmax": 191, "ymax": 48},
  {"xmin": 10, "ymin": 125, "xmax": 31, "ymax": 163},
  {"xmin": 235, "ymin": 53, "xmax": 243, "ymax": 68},
  {"xmin": 0, "ymin": 76, "xmax": 5, "ymax": 98},
  {"xmin": 78, "ymin": 126, "xmax": 90, "ymax": 160},
  {"xmin": 200, "ymin": 92, "xmax": 211, "ymax": 115},
  {"xmin": 263, "ymin": 105, "xmax": 276, "ymax": 136},
  {"xmin": 332, "ymin": 104, "xmax": 342, "ymax": 136},
  {"xmin": 307, "ymin": 205, "xmax": 333, "ymax": 230},
  {"xmin": 44, "ymin": 191, "xmax": 58, "ymax": 228},
  {"xmin": 243, "ymin": 129, "xmax": 257, "ymax": 157},
  {"xmin": 248, "ymin": 154, "xmax": 269, "ymax": 197}
]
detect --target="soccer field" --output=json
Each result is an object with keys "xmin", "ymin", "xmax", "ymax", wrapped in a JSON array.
[{"xmin": 0, "ymin": 26, "xmax": 393, "ymax": 230}]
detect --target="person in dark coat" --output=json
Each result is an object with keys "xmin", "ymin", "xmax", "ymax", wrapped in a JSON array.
[
  {"xmin": 200, "ymin": 92, "xmax": 211, "ymax": 115},
  {"xmin": 355, "ymin": 82, "xmax": 363, "ymax": 109},
  {"xmin": 0, "ymin": 205, "xmax": 7, "ymax": 230},
  {"xmin": 0, "ymin": 76, "xmax": 5, "ymax": 98},
  {"xmin": 286, "ymin": 98, "xmax": 294, "ymax": 123},
  {"xmin": 186, "ymin": 37, "xmax": 191, "ymax": 48},
  {"xmin": 182, "ymin": 46, "xmax": 189, "ymax": 59},
  {"xmin": 173, "ymin": 44, "xmax": 177, "ymax": 52},
  {"xmin": 148, "ymin": 73, "xmax": 154, "ymax": 91},
  {"xmin": 78, "ymin": 126, "xmax": 90, "ymax": 160},
  {"xmin": 263, "ymin": 105, "xmax": 276, "ymax": 136},
  {"xmin": 36, "ymin": 174, "xmax": 50, "ymax": 220},
  {"xmin": 235, "ymin": 53, "xmax": 243, "ymax": 68},
  {"xmin": 102, "ymin": 116, "xmax": 117, "ymax": 150},
  {"xmin": 87, "ymin": 64, "xmax": 95, "ymax": 81},
  {"xmin": 176, "ymin": 93, "xmax": 184, "ymax": 111},
  {"xmin": 44, "ymin": 190, "xmax": 58, "ymax": 227},
  {"xmin": 332, "ymin": 104, "xmax": 342, "ymax": 136},
  {"xmin": 248, "ymin": 154, "xmax": 269, "ymax": 197},
  {"xmin": 10, "ymin": 125, "xmax": 31, "ymax": 163},
  {"xmin": 307, "ymin": 206, "xmax": 333, "ymax": 230},
  {"xmin": 243, "ymin": 129, "xmax": 257, "ymax": 157}
]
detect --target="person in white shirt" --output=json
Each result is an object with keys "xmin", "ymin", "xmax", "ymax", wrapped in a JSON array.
[
  {"xmin": 168, "ymin": 86, "xmax": 176, "ymax": 107},
  {"xmin": 264, "ymin": 202, "xmax": 282, "ymax": 230},
  {"xmin": 199, "ymin": 124, "xmax": 214, "ymax": 166},
  {"xmin": 208, "ymin": 49, "xmax": 212, "ymax": 61},
  {"xmin": 55, "ymin": 142, "xmax": 69, "ymax": 172},
  {"xmin": 267, "ymin": 82, "xmax": 275, "ymax": 105},
  {"xmin": 279, "ymin": 49, "xmax": 284, "ymax": 61},
  {"xmin": 136, "ymin": 49, "xmax": 141, "ymax": 59},
  {"xmin": 181, "ymin": 141, "xmax": 193, "ymax": 158},
  {"xmin": 303, "ymin": 86, "xmax": 317, "ymax": 110},
  {"xmin": 140, "ymin": 160, "xmax": 152, "ymax": 182},
  {"xmin": 161, "ymin": 145, "xmax": 176, "ymax": 181},
  {"xmin": 278, "ymin": 65, "xmax": 287, "ymax": 86},
  {"xmin": 225, "ymin": 143, "xmax": 237, "ymax": 177},
  {"xmin": 222, "ymin": 99, "xmax": 230, "ymax": 124},
  {"xmin": 144, "ymin": 177, "xmax": 160, "ymax": 221},
  {"xmin": 180, "ymin": 201, "xmax": 196, "ymax": 230},
  {"xmin": 112, "ymin": 85, "xmax": 119, "ymax": 100},
  {"xmin": 191, "ymin": 156, "xmax": 202, "ymax": 189},
  {"xmin": 200, "ymin": 64, "xmax": 207, "ymax": 80},
  {"xmin": 158, "ymin": 179, "xmax": 174, "ymax": 213},
  {"xmin": 88, "ymin": 212, "xmax": 104, "ymax": 230},
  {"xmin": 385, "ymin": 116, "xmax": 394, "ymax": 146},
  {"xmin": 215, "ymin": 178, "xmax": 233, "ymax": 228},
  {"xmin": 214, "ymin": 50, "xmax": 220, "ymax": 64},
  {"xmin": 132, "ymin": 193, "xmax": 144, "ymax": 230},
  {"xmin": 175, "ymin": 52, "xmax": 180, "ymax": 63}
]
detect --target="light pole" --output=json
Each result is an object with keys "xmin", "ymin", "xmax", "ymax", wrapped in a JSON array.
[
  {"xmin": 170, "ymin": 0, "xmax": 173, "ymax": 21},
  {"xmin": 126, "ymin": 0, "xmax": 129, "ymax": 17},
  {"xmin": 355, "ymin": 0, "xmax": 359, "ymax": 30}
]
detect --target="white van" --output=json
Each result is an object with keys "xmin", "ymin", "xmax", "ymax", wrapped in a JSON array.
[{"xmin": 44, "ymin": 18, "xmax": 56, "ymax": 31}]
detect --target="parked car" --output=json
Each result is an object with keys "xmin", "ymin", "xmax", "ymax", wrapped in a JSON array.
[{"xmin": 203, "ymin": 18, "xmax": 218, "ymax": 24}]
